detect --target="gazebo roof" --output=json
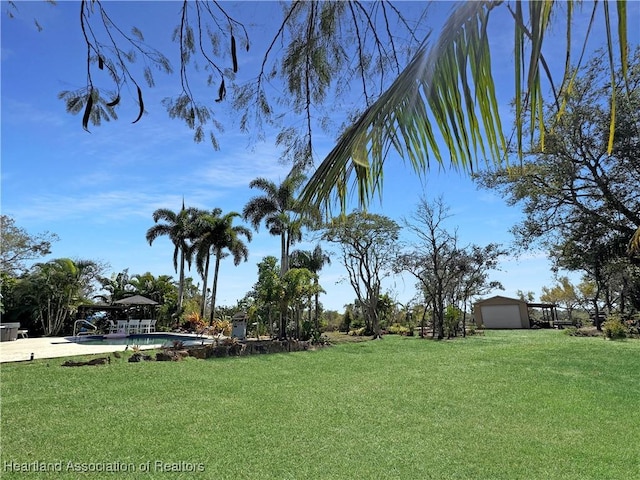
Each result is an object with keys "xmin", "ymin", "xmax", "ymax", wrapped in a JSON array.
[{"xmin": 113, "ymin": 295, "xmax": 159, "ymax": 306}]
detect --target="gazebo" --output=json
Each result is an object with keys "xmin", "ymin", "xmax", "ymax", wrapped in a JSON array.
[{"xmin": 78, "ymin": 295, "xmax": 159, "ymax": 321}]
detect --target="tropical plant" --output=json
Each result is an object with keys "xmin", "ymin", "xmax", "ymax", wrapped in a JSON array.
[
  {"xmin": 602, "ymin": 315, "xmax": 628, "ymax": 339},
  {"xmin": 189, "ymin": 208, "xmax": 222, "ymax": 316},
  {"xmin": 300, "ymin": 2, "xmax": 631, "ymax": 211},
  {"xmin": 243, "ymin": 168, "xmax": 310, "ymax": 276},
  {"xmin": 251, "ymin": 256, "xmax": 281, "ymax": 338},
  {"xmin": 146, "ymin": 204, "xmax": 199, "ymax": 313},
  {"xmin": 289, "ymin": 244, "xmax": 331, "ymax": 331},
  {"xmin": 13, "ymin": 258, "xmax": 100, "ymax": 336},
  {"xmin": 281, "ymin": 267, "xmax": 321, "ymax": 339},
  {"xmin": 129, "ymin": 272, "xmax": 176, "ymax": 304},
  {"xmin": 94, "ymin": 269, "xmax": 134, "ymax": 303},
  {"xmin": 476, "ymin": 49, "xmax": 640, "ymax": 322},
  {"xmin": 191, "ymin": 210, "xmax": 252, "ymax": 325}
]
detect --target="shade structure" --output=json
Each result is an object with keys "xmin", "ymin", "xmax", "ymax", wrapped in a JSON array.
[{"xmin": 114, "ymin": 295, "xmax": 158, "ymax": 306}]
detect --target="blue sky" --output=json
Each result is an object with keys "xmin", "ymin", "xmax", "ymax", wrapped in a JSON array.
[{"xmin": 2, "ymin": 1, "xmax": 638, "ymax": 312}]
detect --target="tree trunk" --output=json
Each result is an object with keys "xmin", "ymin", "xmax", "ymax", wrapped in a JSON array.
[
  {"xmin": 420, "ymin": 305, "xmax": 428, "ymax": 338},
  {"xmin": 200, "ymin": 250, "xmax": 211, "ymax": 318},
  {"xmin": 177, "ymin": 249, "xmax": 186, "ymax": 312},
  {"xmin": 280, "ymin": 232, "xmax": 288, "ymax": 276},
  {"xmin": 208, "ymin": 251, "xmax": 222, "ymax": 326},
  {"xmin": 314, "ymin": 289, "xmax": 320, "ymax": 332},
  {"xmin": 369, "ymin": 303, "xmax": 382, "ymax": 339},
  {"xmin": 462, "ymin": 309, "xmax": 467, "ymax": 338}
]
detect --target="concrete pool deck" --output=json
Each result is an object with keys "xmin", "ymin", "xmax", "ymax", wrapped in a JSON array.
[{"xmin": 0, "ymin": 333, "xmax": 211, "ymax": 363}]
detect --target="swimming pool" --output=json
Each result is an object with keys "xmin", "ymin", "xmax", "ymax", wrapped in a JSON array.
[{"xmin": 73, "ymin": 333, "xmax": 210, "ymax": 346}]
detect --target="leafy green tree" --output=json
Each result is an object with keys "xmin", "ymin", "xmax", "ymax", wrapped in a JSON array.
[
  {"xmin": 281, "ymin": 267, "xmax": 320, "ymax": 339},
  {"xmin": 0, "ymin": 215, "xmax": 58, "ymax": 276},
  {"xmin": 516, "ymin": 290, "xmax": 536, "ymax": 303},
  {"xmin": 376, "ymin": 293, "xmax": 395, "ymax": 330},
  {"xmin": 146, "ymin": 204, "xmax": 199, "ymax": 313},
  {"xmin": 191, "ymin": 210, "xmax": 252, "ymax": 325},
  {"xmin": 475, "ymin": 49, "xmax": 640, "ymax": 323},
  {"xmin": 540, "ymin": 277, "xmax": 580, "ymax": 321},
  {"xmin": 323, "ymin": 211, "xmax": 400, "ymax": 338},
  {"xmin": 94, "ymin": 269, "xmax": 134, "ymax": 303},
  {"xmin": 13, "ymin": 258, "xmax": 100, "ymax": 336},
  {"xmin": 129, "ymin": 272, "xmax": 176, "ymax": 304},
  {"xmin": 251, "ymin": 256, "xmax": 282, "ymax": 338},
  {"xmin": 289, "ymin": 244, "xmax": 331, "ymax": 331},
  {"xmin": 321, "ymin": 309, "xmax": 342, "ymax": 332}
]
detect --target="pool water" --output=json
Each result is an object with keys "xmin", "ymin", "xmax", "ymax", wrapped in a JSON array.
[{"xmin": 74, "ymin": 334, "xmax": 209, "ymax": 346}]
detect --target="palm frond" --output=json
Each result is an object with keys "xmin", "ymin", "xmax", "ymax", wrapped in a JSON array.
[{"xmin": 300, "ymin": 0, "xmax": 629, "ymax": 212}]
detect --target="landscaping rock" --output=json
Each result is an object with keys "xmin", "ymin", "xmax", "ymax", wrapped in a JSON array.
[
  {"xmin": 62, "ymin": 357, "xmax": 110, "ymax": 367},
  {"xmin": 156, "ymin": 351, "xmax": 178, "ymax": 362}
]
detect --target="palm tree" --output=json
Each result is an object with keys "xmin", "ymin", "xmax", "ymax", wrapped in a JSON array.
[
  {"xmin": 192, "ymin": 210, "xmax": 252, "ymax": 325},
  {"xmin": 21, "ymin": 258, "xmax": 98, "ymax": 336},
  {"xmin": 290, "ymin": 244, "xmax": 331, "ymax": 331},
  {"xmin": 129, "ymin": 272, "xmax": 176, "ymax": 304},
  {"xmin": 146, "ymin": 203, "xmax": 198, "ymax": 313},
  {"xmin": 242, "ymin": 168, "xmax": 310, "ymax": 277},
  {"xmin": 189, "ymin": 208, "xmax": 222, "ymax": 317},
  {"xmin": 95, "ymin": 269, "xmax": 133, "ymax": 303},
  {"xmin": 300, "ymin": 1, "xmax": 631, "ymax": 213}
]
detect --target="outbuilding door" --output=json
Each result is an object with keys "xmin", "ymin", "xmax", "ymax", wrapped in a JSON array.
[{"xmin": 481, "ymin": 304, "xmax": 523, "ymax": 328}]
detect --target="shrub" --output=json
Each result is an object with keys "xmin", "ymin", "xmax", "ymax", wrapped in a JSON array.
[
  {"xmin": 388, "ymin": 323, "xmax": 410, "ymax": 335},
  {"xmin": 624, "ymin": 314, "xmax": 640, "ymax": 337},
  {"xmin": 310, "ymin": 330, "xmax": 330, "ymax": 345},
  {"xmin": 602, "ymin": 316, "xmax": 628, "ymax": 340},
  {"xmin": 212, "ymin": 319, "xmax": 232, "ymax": 336},
  {"xmin": 348, "ymin": 327, "xmax": 367, "ymax": 336},
  {"xmin": 182, "ymin": 312, "xmax": 206, "ymax": 332}
]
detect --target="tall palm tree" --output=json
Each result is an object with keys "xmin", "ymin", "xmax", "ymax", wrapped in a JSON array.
[
  {"xmin": 300, "ymin": 1, "xmax": 631, "ymax": 213},
  {"xmin": 189, "ymin": 208, "xmax": 222, "ymax": 317},
  {"xmin": 146, "ymin": 203, "xmax": 198, "ymax": 313},
  {"xmin": 242, "ymin": 168, "xmax": 310, "ymax": 277},
  {"xmin": 290, "ymin": 244, "xmax": 331, "ymax": 331},
  {"xmin": 192, "ymin": 210, "xmax": 252, "ymax": 325}
]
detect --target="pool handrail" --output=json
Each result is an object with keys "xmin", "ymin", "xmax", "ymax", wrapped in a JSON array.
[{"xmin": 73, "ymin": 319, "xmax": 98, "ymax": 337}]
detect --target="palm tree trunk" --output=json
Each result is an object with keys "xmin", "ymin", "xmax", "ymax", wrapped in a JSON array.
[
  {"xmin": 209, "ymin": 250, "xmax": 222, "ymax": 326},
  {"xmin": 314, "ymin": 279, "xmax": 320, "ymax": 332},
  {"xmin": 178, "ymin": 249, "xmax": 186, "ymax": 313},
  {"xmin": 280, "ymin": 232, "xmax": 287, "ymax": 275},
  {"xmin": 200, "ymin": 250, "xmax": 211, "ymax": 318}
]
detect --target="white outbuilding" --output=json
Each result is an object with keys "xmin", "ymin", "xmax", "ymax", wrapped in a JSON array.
[{"xmin": 474, "ymin": 295, "xmax": 531, "ymax": 329}]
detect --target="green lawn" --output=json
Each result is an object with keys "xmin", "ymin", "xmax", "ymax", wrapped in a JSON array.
[{"xmin": 1, "ymin": 330, "xmax": 639, "ymax": 479}]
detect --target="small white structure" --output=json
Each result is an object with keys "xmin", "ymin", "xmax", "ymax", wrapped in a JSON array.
[
  {"xmin": 474, "ymin": 296, "xmax": 531, "ymax": 329},
  {"xmin": 231, "ymin": 312, "xmax": 247, "ymax": 340}
]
